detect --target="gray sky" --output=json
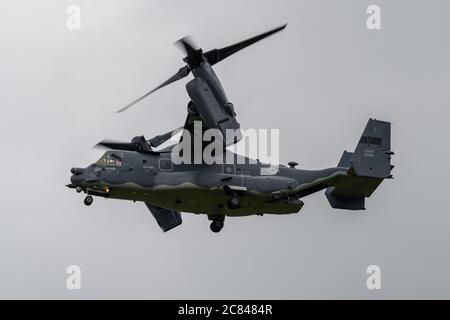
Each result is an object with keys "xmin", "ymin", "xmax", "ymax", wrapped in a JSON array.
[{"xmin": 0, "ymin": 0, "xmax": 449, "ymax": 299}]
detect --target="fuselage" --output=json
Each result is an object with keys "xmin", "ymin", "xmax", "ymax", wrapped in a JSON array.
[
  {"xmin": 69, "ymin": 150, "xmax": 348, "ymax": 217},
  {"xmin": 69, "ymin": 25, "xmax": 392, "ymax": 233}
]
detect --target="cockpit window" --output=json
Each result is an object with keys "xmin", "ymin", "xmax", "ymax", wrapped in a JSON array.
[{"xmin": 96, "ymin": 151, "xmax": 124, "ymax": 167}]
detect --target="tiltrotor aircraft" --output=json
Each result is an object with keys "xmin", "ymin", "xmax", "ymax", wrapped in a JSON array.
[{"xmin": 67, "ymin": 24, "xmax": 394, "ymax": 233}]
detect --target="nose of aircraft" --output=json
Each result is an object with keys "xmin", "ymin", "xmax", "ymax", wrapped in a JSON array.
[
  {"xmin": 69, "ymin": 167, "xmax": 100, "ymax": 187},
  {"xmin": 70, "ymin": 173, "xmax": 84, "ymax": 186},
  {"xmin": 70, "ymin": 167, "xmax": 86, "ymax": 186}
]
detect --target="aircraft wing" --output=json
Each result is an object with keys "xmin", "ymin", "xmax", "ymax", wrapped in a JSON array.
[
  {"xmin": 146, "ymin": 104, "xmax": 235, "ymax": 151},
  {"xmin": 147, "ymin": 110, "xmax": 206, "ymax": 150},
  {"xmin": 145, "ymin": 203, "xmax": 182, "ymax": 232}
]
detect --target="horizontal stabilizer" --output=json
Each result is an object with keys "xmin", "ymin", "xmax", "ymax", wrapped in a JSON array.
[{"xmin": 325, "ymin": 188, "xmax": 365, "ymax": 210}]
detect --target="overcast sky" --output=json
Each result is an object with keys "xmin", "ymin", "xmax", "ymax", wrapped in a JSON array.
[{"xmin": 0, "ymin": 0, "xmax": 449, "ymax": 299}]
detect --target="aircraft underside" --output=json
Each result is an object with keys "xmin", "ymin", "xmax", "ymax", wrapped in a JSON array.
[{"xmin": 86, "ymin": 182, "xmax": 304, "ymax": 217}]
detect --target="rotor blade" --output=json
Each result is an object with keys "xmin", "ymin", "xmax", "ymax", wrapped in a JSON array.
[
  {"xmin": 204, "ymin": 24, "xmax": 287, "ymax": 66},
  {"xmin": 95, "ymin": 139, "xmax": 137, "ymax": 151},
  {"xmin": 174, "ymin": 36, "xmax": 199, "ymax": 57},
  {"xmin": 117, "ymin": 66, "xmax": 190, "ymax": 113},
  {"xmin": 148, "ymin": 127, "xmax": 183, "ymax": 148}
]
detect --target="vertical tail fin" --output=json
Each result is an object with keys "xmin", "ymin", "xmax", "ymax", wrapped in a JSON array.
[{"xmin": 351, "ymin": 119, "xmax": 392, "ymax": 178}]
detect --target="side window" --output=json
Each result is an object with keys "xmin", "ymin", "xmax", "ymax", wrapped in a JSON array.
[{"xmin": 158, "ymin": 158, "xmax": 173, "ymax": 171}]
